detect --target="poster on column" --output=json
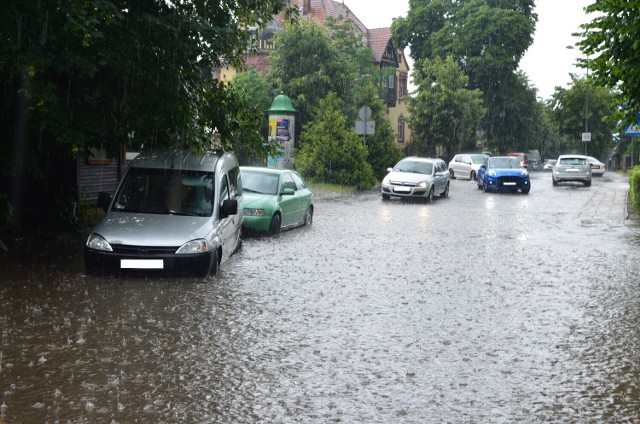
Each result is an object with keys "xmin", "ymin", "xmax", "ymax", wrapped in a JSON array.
[{"xmin": 268, "ymin": 118, "xmax": 293, "ymax": 168}]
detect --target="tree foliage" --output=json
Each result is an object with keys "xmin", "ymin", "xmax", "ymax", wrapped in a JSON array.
[
  {"xmin": 296, "ymin": 93, "xmax": 376, "ymax": 189},
  {"xmin": 392, "ymin": 0, "xmax": 538, "ymax": 152},
  {"xmin": 1, "ymin": 0, "xmax": 293, "ymax": 166},
  {"xmin": 549, "ymin": 74, "xmax": 617, "ymax": 159},
  {"xmin": 409, "ymin": 56, "xmax": 485, "ymax": 157},
  {"xmin": 578, "ymin": 1, "xmax": 640, "ymax": 125}
]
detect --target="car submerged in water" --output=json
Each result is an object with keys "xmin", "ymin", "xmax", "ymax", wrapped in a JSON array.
[{"xmin": 476, "ymin": 156, "xmax": 531, "ymax": 194}]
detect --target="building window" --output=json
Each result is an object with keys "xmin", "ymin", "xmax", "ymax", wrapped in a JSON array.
[
  {"xmin": 399, "ymin": 72, "xmax": 408, "ymax": 98},
  {"xmin": 398, "ymin": 116, "xmax": 405, "ymax": 143}
]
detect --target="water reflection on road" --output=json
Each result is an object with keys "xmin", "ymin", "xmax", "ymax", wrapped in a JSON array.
[{"xmin": 1, "ymin": 172, "xmax": 639, "ymax": 422}]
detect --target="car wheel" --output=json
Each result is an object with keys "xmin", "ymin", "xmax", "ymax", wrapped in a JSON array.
[
  {"xmin": 449, "ymin": 169, "xmax": 455, "ymax": 179},
  {"xmin": 470, "ymin": 171, "xmax": 476, "ymax": 181},
  {"xmin": 304, "ymin": 206, "xmax": 313, "ymax": 226},
  {"xmin": 382, "ymin": 194, "xmax": 390, "ymax": 201},
  {"xmin": 269, "ymin": 213, "xmax": 281, "ymax": 235},
  {"xmin": 477, "ymin": 179, "xmax": 483, "ymax": 190},
  {"xmin": 427, "ymin": 187, "xmax": 434, "ymax": 203},
  {"xmin": 584, "ymin": 180, "xmax": 591, "ymax": 187},
  {"xmin": 209, "ymin": 248, "xmax": 219, "ymax": 276},
  {"xmin": 483, "ymin": 181, "xmax": 488, "ymax": 192},
  {"xmin": 522, "ymin": 188, "xmax": 530, "ymax": 194},
  {"xmin": 440, "ymin": 182, "xmax": 449, "ymax": 198},
  {"xmin": 552, "ymin": 178, "xmax": 558, "ymax": 186}
]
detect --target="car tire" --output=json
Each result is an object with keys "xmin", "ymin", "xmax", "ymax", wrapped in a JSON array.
[
  {"xmin": 209, "ymin": 248, "xmax": 219, "ymax": 276},
  {"xmin": 584, "ymin": 180, "xmax": 591, "ymax": 187},
  {"xmin": 269, "ymin": 213, "xmax": 281, "ymax": 235},
  {"xmin": 382, "ymin": 194, "xmax": 390, "ymax": 201},
  {"xmin": 522, "ymin": 188, "xmax": 530, "ymax": 194},
  {"xmin": 427, "ymin": 187, "xmax": 434, "ymax": 203},
  {"xmin": 449, "ymin": 169, "xmax": 455, "ymax": 179},
  {"xmin": 477, "ymin": 180, "xmax": 483, "ymax": 190},
  {"xmin": 483, "ymin": 181, "xmax": 489, "ymax": 192},
  {"xmin": 552, "ymin": 178, "xmax": 558, "ymax": 186},
  {"xmin": 440, "ymin": 182, "xmax": 449, "ymax": 198},
  {"xmin": 470, "ymin": 171, "xmax": 476, "ymax": 181},
  {"xmin": 304, "ymin": 206, "xmax": 313, "ymax": 226}
]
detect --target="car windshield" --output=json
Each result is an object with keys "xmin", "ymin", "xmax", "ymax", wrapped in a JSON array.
[
  {"xmin": 489, "ymin": 157, "xmax": 520, "ymax": 169},
  {"xmin": 241, "ymin": 170, "xmax": 280, "ymax": 195},
  {"xmin": 111, "ymin": 167, "xmax": 214, "ymax": 216},
  {"xmin": 394, "ymin": 160, "xmax": 433, "ymax": 175},
  {"xmin": 559, "ymin": 157, "xmax": 587, "ymax": 165},
  {"xmin": 470, "ymin": 155, "xmax": 486, "ymax": 164}
]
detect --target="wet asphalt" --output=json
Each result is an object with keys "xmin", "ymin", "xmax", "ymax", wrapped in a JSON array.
[{"xmin": 1, "ymin": 170, "xmax": 639, "ymax": 423}]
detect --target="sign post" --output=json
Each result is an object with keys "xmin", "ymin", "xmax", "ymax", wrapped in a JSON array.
[{"xmin": 356, "ymin": 106, "xmax": 375, "ymax": 146}]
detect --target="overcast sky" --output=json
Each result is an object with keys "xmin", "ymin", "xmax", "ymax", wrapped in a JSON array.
[{"xmin": 343, "ymin": 0, "xmax": 594, "ymax": 100}]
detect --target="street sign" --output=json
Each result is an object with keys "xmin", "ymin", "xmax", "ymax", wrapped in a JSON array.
[
  {"xmin": 355, "ymin": 120, "xmax": 375, "ymax": 135},
  {"xmin": 626, "ymin": 122, "xmax": 640, "ymax": 136},
  {"xmin": 582, "ymin": 132, "xmax": 591, "ymax": 142}
]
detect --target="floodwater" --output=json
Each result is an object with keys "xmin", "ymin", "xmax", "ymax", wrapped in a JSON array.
[{"xmin": 1, "ymin": 171, "xmax": 639, "ymax": 422}]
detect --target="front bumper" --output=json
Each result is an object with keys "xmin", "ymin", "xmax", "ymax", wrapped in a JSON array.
[
  {"xmin": 484, "ymin": 176, "xmax": 530, "ymax": 192},
  {"xmin": 381, "ymin": 184, "xmax": 429, "ymax": 198},
  {"xmin": 242, "ymin": 215, "xmax": 272, "ymax": 233},
  {"xmin": 84, "ymin": 245, "xmax": 215, "ymax": 277}
]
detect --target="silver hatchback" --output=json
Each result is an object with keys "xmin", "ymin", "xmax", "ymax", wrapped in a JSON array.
[
  {"xmin": 381, "ymin": 156, "xmax": 451, "ymax": 202},
  {"xmin": 552, "ymin": 154, "xmax": 592, "ymax": 187}
]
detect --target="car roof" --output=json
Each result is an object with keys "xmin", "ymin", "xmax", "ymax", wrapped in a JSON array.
[
  {"xmin": 240, "ymin": 166, "xmax": 291, "ymax": 175},
  {"xmin": 129, "ymin": 149, "xmax": 223, "ymax": 171},
  {"xmin": 401, "ymin": 156, "xmax": 441, "ymax": 162}
]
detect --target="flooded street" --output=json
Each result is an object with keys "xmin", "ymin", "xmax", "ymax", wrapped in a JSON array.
[{"xmin": 1, "ymin": 171, "xmax": 640, "ymax": 422}]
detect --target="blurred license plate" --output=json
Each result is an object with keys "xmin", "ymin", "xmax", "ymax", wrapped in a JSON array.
[
  {"xmin": 567, "ymin": 168, "xmax": 579, "ymax": 172},
  {"xmin": 394, "ymin": 186, "xmax": 411, "ymax": 192},
  {"xmin": 121, "ymin": 259, "xmax": 164, "ymax": 269},
  {"xmin": 503, "ymin": 182, "xmax": 516, "ymax": 186}
]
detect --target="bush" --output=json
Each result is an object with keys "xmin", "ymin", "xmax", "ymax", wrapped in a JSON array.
[{"xmin": 630, "ymin": 166, "xmax": 640, "ymax": 214}]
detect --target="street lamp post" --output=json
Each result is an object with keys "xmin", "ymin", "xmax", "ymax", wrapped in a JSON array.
[{"xmin": 567, "ymin": 45, "xmax": 589, "ymax": 155}]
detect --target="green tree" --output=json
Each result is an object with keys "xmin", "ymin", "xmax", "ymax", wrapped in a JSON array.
[
  {"xmin": 392, "ymin": 0, "xmax": 537, "ymax": 149},
  {"xmin": 229, "ymin": 67, "xmax": 276, "ymax": 164},
  {"xmin": 0, "ymin": 0, "xmax": 293, "ymax": 230},
  {"xmin": 408, "ymin": 56, "xmax": 485, "ymax": 157},
  {"xmin": 578, "ymin": 1, "xmax": 640, "ymax": 124},
  {"xmin": 267, "ymin": 20, "xmax": 354, "ymax": 141},
  {"xmin": 358, "ymin": 83, "xmax": 403, "ymax": 180},
  {"xmin": 549, "ymin": 74, "xmax": 617, "ymax": 159},
  {"xmin": 296, "ymin": 93, "xmax": 376, "ymax": 190}
]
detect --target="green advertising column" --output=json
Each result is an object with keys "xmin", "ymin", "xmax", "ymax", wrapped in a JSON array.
[{"xmin": 267, "ymin": 94, "xmax": 296, "ymax": 169}]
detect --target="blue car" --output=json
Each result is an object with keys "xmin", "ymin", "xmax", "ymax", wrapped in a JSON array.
[{"xmin": 476, "ymin": 156, "xmax": 531, "ymax": 194}]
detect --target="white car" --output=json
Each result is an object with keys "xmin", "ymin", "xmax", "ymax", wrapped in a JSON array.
[
  {"xmin": 586, "ymin": 156, "xmax": 606, "ymax": 176},
  {"xmin": 552, "ymin": 155, "xmax": 592, "ymax": 187},
  {"xmin": 448, "ymin": 153, "xmax": 488, "ymax": 180},
  {"xmin": 381, "ymin": 157, "xmax": 450, "ymax": 203}
]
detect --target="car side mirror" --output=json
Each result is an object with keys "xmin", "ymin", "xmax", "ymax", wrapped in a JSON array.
[
  {"xmin": 220, "ymin": 198, "xmax": 237, "ymax": 218},
  {"xmin": 281, "ymin": 188, "xmax": 295, "ymax": 196},
  {"xmin": 387, "ymin": 167, "xmax": 393, "ymax": 172},
  {"xmin": 96, "ymin": 192, "xmax": 111, "ymax": 211}
]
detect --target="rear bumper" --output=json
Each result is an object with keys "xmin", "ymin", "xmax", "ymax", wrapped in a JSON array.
[{"xmin": 84, "ymin": 247, "xmax": 215, "ymax": 277}]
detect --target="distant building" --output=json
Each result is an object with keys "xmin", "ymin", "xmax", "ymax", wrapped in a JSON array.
[{"xmin": 218, "ymin": 0, "xmax": 412, "ymax": 148}]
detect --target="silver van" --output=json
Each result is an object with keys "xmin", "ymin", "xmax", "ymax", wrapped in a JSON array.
[{"xmin": 84, "ymin": 149, "xmax": 243, "ymax": 277}]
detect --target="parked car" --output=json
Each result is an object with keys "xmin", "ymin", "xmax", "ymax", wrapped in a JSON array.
[
  {"xmin": 552, "ymin": 155, "xmax": 592, "ymax": 186},
  {"xmin": 543, "ymin": 159, "xmax": 557, "ymax": 171},
  {"xmin": 381, "ymin": 156, "xmax": 450, "ymax": 202},
  {"xmin": 476, "ymin": 156, "xmax": 531, "ymax": 194},
  {"xmin": 448, "ymin": 153, "xmax": 488, "ymax": 180},
  {"xmin": 240, "ymin": 167, "xmax": 313, "ymax": 235},
  {"xmin": 586, "ymin": 156, "xmax": 606, "ymax": 176},
  {"xmin": 84, "ymin": 149, "xmax": 243, "ymax": 277},
  {"xmin": 528, "ymin": 150, "xmax": 543, "ymax": 171},
  {"xmin": 507, "ymin": 152, "xmax": 529, "ymax": 169}
]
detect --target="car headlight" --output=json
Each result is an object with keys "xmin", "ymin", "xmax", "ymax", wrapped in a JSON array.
[
  {"xmin": 86, "ymin": 233, "xmax": 113, "ymax": 252},
  {"xmin": 488, "ymin": 170, "xmax": 496, "ymax": 177},
  {"xmin": 243, "ymin": 208, "xmax": 265, "ymax": 217},
  {"xmin": 176, "ymin": 239, "xmax": 209, "ymax": 254},
  {"xmin": 521, "ymin": 169, "xmax": 529, "ymax": 176},
  {"xmin": 382, "ymin": 176, "xmax": 390, "ymax": 186},
  {"xmin": 417, "ymin": 181, "xmax": 428, "ymax": 188}
]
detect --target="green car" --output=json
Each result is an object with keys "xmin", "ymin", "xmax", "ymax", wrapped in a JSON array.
[{"xmin": 240, "ymin": 167, "xmax": 314, "ymax": 234}]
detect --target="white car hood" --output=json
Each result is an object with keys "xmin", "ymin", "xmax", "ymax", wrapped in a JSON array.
[{"xmin": 92, "ymin": 212, "xmax": 214, "ymax": 247}]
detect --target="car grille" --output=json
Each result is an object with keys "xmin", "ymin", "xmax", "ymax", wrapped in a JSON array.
[
  {"xmin": 390, "ymin": 181, "xmax": 416, "ymax": 187},
  {"xmin": 498, "ymin": 176, "xmax": 522, "ymax": 184},
  {"xmin": 111, "ymin": 245, "xmax": 179, "ymax": 255}
]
